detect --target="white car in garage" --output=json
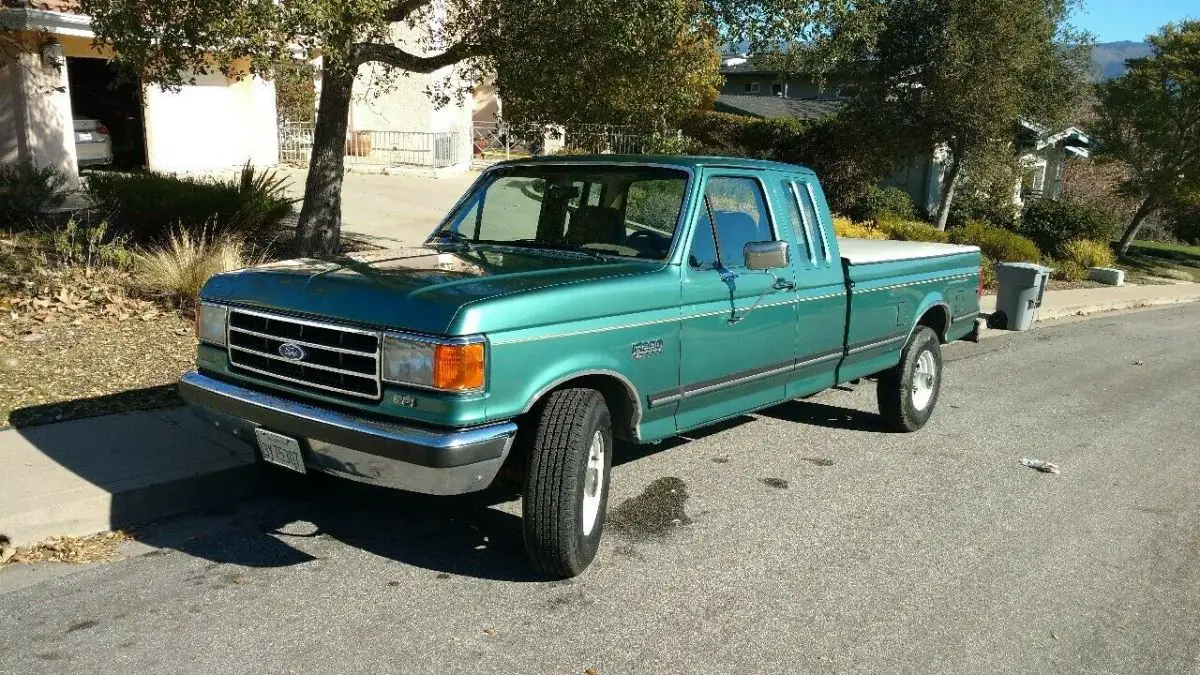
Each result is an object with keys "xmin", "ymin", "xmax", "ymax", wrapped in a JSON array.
[{"xmin": 73, "ymin": 117, "xmax": 113, "ymax": 167}]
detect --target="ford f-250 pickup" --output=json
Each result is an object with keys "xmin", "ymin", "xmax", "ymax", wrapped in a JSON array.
[{"xmin": 180, "ymin": 156, "xmax": 982, "ymax": 577}]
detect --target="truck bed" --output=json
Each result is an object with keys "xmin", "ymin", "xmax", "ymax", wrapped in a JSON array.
[{"xmin": 837, "ymin": 238, "xmax": 980, "ymax": 265}]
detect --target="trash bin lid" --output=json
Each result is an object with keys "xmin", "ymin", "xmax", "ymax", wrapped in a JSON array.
[
  {"xmin": 995, "ymin": 262, "xmax": 1050, "ymax": 272},
  {"xmin": 995, "ymin": 261, "xmax": 1050, "ymax": 284}
]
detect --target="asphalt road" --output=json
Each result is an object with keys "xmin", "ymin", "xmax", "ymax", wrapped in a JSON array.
[{"xmin": 3, "ymin": 305, "xmax": 1200, "ymax": 674}]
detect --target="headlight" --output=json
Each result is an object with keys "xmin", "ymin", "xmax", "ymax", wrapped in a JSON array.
[
  {"xmin": 382, "ymin": 335, "xmax": 485, "ymax": 392},
  {"xmin": 196, "ymin": 302, "xmax": 228, "ymax": 346}
]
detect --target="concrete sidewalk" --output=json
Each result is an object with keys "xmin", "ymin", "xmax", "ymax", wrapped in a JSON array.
[
  {"xmin": 0, "ymin": 407, "xmax": 257, "ymax": 549},
  {"xmin": 2, "ymin": 281, "xmax": 1198, "ymax": 552},
  {"xmin": 981, "ymin": 281, "xmax": 1200, "ymax": 324}
]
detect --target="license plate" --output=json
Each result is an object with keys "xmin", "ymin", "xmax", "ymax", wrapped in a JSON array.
[
  {"xmin": 76, "ymin": 132, "xmax": 93, "ymax": 142},
  {"xmin": 255, "ymin": 428, "xmax": 306, "ymax": 474}
]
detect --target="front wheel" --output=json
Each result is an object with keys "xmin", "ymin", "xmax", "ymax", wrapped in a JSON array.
[
  {"xmin": 877, "ymin": 326, "xmax": 943, "ymax": 432},
  {"xmin": 522, "ymin": 388, "xmax": 613, "ymax": 577}
]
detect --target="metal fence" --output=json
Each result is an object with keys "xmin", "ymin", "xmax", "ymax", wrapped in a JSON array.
[
  {"xmin": 471, "ymin": 122, "xmax": 675, "ymax": 162},
  {"xmin": 561, "ymin": 124, "xmax": 673, "ymax": 155},
  {"xmin": 279, "ymin": 122, "xmax": 463, "ymax": 169}
]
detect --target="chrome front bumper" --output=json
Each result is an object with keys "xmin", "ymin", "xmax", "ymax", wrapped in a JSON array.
[{"xmin": 178, "ymin": 370, "xmax": 518, "ymax": 496}]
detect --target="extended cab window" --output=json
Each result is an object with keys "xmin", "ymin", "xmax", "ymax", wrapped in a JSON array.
[
  {"xmin": 794, "ymin": 181, "xmax": 829, "ymax": 263},
  {"xmin": 438, "ymin": 165, "xmax": 688, "ymax": 261},
  {"xmin": 781, "ymin": 181, "xmax": 812, "ymax": 263},
  {"xmin": 690, "ymin": 176, "xmax": 773, "ymax": 269}
]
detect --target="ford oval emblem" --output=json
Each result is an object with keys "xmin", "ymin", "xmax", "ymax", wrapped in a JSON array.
[{"xmin": 277, "ymin": 342, "xmax": 306, "ymax": 361}]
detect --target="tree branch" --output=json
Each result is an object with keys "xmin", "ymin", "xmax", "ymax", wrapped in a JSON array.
[
  {"xmin": 384, "ymin": 0, "xmax": 430, "ymax": 23},
  {"xmin": 352, "ymin": 40, "xmax": 481, "ymax": 73}
]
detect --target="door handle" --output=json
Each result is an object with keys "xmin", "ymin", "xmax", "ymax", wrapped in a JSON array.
[{"xmin": 773, "ymin": 279, "xmax": 796, "ymax": 291}]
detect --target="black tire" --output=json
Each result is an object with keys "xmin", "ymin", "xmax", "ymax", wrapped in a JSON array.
[
  {"xmin": 522, "ymin": 388, "xmax": 613, "ymax": 578},
  {"xmin": 877, "ymin": 326, "xmax": 943, "ymax": 433}
]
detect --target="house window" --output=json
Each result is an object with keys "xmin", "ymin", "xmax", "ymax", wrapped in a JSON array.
[
  {"xmin": 772, "ymin": 83, "xmax": 783, "ymax": 96},
  {"xmin": 744, "ymin": 82, "xmax": 761, "ymax": 94}
]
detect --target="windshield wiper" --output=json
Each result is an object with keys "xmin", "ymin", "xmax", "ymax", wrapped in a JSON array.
[
  {"xmin": 485, "ymin": 239, "xmax": 609, "ymax": 261},
  {"xmin": 428, "ymin": 230, "xmax": 472, "ymax": 250}
]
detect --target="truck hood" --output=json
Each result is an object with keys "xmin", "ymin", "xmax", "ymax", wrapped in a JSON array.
[{"xmin": 201, "ymin": 246, "xmax": 662, "ymax": 335}]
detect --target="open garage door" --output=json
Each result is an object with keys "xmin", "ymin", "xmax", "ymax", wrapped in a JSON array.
[{"xmin": 66, "ymin": 57, "xmax": 146, "ymax": 170}]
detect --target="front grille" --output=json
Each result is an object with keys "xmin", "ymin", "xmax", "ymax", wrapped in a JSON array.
[{"xmin": 227, "ymin": 309, "xmax": 381, "ymax": 400}]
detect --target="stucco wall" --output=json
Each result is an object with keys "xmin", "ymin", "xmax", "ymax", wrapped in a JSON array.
[
  {"xmin": 144, "ymin": 70, "xmax": 278, "ymax": 173},
  {"xmin": 0, "ymin": 37, "xmax": 78, "ymax": 182},
  {"xmin": 0, "ymin": 51, "xmax": 24, "ymax": 166}
]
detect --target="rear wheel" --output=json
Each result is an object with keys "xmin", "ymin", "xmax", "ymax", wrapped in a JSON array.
[
  {"xmin": 877, "ymin": 326, "xmax": 943, "ymax": 432},
  {"xmin": 522, "ymin": 389, "xmax": 612, "ymax": 578}
]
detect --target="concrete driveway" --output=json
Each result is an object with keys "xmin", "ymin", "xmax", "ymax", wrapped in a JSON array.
[
  {"xmin": 279, "ymin": 168, "xmax": 480, "ymax": 247},
  {"xmin": 3, "ymin": 305, "xmax": 1200, "ymax": 674}
]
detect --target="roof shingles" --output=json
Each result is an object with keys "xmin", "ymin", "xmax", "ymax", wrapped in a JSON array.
[{"xmin": 714, "ymin": 94, "xmax": 845, "ymax": 122}]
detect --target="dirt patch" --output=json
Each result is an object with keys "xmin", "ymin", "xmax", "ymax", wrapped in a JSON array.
[
  {"xmin": 609, "ymin": 477, "xmax": 691, "ymax": 540},
  {"xmin": 801, "ymin": 457, "xmax": 835, "ymax": 467},
  {"xmin": 759, "ymin": 477, "xmax": 790, "ymax": 489},
  {"xmin": 0, "ymin": 256, "xmax": 195, "ymax": 428},
  {"xmin": 2, "ymin": 531, "xmax": 130, "ymax": 566}
]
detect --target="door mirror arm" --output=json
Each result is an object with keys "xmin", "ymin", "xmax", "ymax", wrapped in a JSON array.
[{"xmin": 728, "ymin": 240, "xmax": 795, "ymax": 325}]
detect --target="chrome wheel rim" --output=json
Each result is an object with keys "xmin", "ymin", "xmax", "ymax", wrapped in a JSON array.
[
  {"xmin": 581, "ymin": 430, "xmax": 606, "ymax": 536},
  {"xmin": 912, "ymin": 350, "xmax": 937, "ymax": 411}
]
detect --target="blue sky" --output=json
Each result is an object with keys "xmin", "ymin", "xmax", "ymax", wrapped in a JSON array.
[{"xmin": 1077, "ymin": 0, "xmax": 1198, "ymax": 42}]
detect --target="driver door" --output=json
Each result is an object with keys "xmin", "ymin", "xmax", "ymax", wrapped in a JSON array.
[{"xmin": 673, "ymin": 172, "xmax": 799, "ymax": 432}]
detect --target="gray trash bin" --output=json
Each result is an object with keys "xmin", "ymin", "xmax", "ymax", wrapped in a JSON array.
[{"xmin": 990, "ymin": 262, "xmax": 1050, "ymax": 331}]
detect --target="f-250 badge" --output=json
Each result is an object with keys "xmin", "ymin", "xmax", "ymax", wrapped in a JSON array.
[{"xmin": 632, "ymin": 339, "xmax": 664, "ymax": 360}]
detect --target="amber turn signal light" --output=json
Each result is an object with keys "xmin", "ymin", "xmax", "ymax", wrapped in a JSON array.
[{"xmin": 433, "ymin": 342, "xmax": 485, "ymax": 391}]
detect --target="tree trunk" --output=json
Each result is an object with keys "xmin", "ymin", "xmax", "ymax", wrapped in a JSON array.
[
  {"xmin": 1116, "ymin": 196, "xmax": 1159, "ymax": 257},
  {"xmin": 295, "ymin": 58, "xmax": 356, "ymax": 255},
  {"xmin": 934, "ymin": 150, "xmax": 967, "ymax": 231}
]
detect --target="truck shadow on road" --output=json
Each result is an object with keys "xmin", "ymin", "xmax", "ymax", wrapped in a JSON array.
[
  {"xmin": 135, "ymin": 479, "xmax": 546, "ymax": 582},
  {"xmin": 756, "ymin": 400, "xmax": 889, "ymax": 432},
  {"xmin": 125, "ymin": 400, "xmax": 885, "ymax": 582}
]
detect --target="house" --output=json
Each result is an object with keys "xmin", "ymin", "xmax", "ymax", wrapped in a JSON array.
[
  {"xmin": 0, "ymin": 0, "xmax": 278, "ymax": 183},
  {"xmin": 276, "ymin": 20, "xmax": 477, "ymax": 175},
  {"xmin": 713, "ymin": 56, "xmax": 1092, "ymax": 217}
]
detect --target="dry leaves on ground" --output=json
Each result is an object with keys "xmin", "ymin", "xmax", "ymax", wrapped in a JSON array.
[
  {"xmin": 0, "ymin": 264, "xmax": 196, "ymax": 428},
  {"xmin": 3, "ymin": 531, "xmax": 130, "ymax": 566}
]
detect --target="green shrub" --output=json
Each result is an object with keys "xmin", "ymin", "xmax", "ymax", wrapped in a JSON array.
[
  {"xmin": 878, "ymin": 217, "xmax": 950, "ymax": 243},
  {"xmin": 949, "ymin": 220, "xmax": 1041, "ymax": 263},
  {"xmin": 678, "ymin": 111, "xmax": 884, "ymax": 214},
  {"xmin": 980, "ymin": 256, "xmax": 997, "ymax": 290},
  {"xmin": 0, "ymin": 161, "xmax": 69, "ymax": 228},
  {"xmin": 86, "ymin": 163, "xmax": 295, "ymax": 243},
  {"xmin": 49, "ymin": 218, "xmax": 134, "ymax": 269},
  {"xmin": 1018, "ymin": 199, "xmax": 1120, "ymax": 257},
  {"xmin": 847, "ymin": 186, "xmax": 916, "ymax": 223},
  {"xmin": 1061, "ymin": 239, "xmax": 1115, "ymax": 269},
  {"xmin": 1045, "ymin": 257, "xmax": 1088, "ymax": 282},
  {"xmin": 1164, "ymin": 198, "xmax": 1200, "ymax": 245},
  {"xmin": 833, "ymin": 215, "xmax": 887, "ymax": 240}
]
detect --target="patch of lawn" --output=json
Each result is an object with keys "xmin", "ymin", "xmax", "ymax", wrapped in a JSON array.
[{"xmin": 1118, "ymin": 240, "xmax": 1200, "ymax": 284}]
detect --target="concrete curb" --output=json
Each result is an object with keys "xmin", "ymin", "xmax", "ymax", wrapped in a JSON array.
[
  {"xmin": 1033, "ymin": 294, "xmax": 1200, "ymax": 322},
  {"xmin": 0, "ymin": 407, "xmax": 259, "ymax": 549}
]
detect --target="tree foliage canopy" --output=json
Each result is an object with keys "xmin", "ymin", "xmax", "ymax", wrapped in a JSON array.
[
  {"xmin": 816, "ymin": 0, "xmax": 1093, "ymax": 228},
  {"xmin": 77, "ymin": 0, "xmax": 763, "ymax": 128},
  {"xmin": 1093, "ymin": 20, "xmax": 1200, "ymax": 252}
]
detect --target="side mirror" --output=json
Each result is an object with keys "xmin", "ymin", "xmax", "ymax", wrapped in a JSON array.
[{"xmin": 744, "ymin": 240, "xmax": 790, "ymax": 270}]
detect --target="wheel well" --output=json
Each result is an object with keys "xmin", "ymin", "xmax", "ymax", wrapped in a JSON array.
[
  {"xmin": 526, "ymin": 374, "xmax": 640, "ymax": 443},
  {"xmin": 917, "ymin": 304, "xmax": 950, "ymax": 343}
]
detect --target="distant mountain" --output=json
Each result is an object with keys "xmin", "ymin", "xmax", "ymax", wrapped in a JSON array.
[{"xmin": 1092, "ymin": 41, "xmax": 1153, "ymax": 80}]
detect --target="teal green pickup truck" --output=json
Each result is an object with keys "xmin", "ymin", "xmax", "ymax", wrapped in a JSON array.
[{"xmin": 180, "ymin": 156, "xmax": 982, "ymax": 576}]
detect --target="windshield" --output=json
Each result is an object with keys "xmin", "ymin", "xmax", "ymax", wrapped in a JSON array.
[{"xmin": 432, "ymin": 165, "xmax": 690, "ymax": 261}]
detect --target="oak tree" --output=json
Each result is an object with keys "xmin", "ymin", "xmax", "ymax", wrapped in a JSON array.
[
  {"xmin": 821, "ymin": 0, "xmax": 1093, "ymax": 229},
  {"xmin": 80, "ymin": 0, "xmax": 745, "ymax": 253},
  {"xmin": 1093, "ymin": 21, "xmax": 1200, "ymax": 254}
]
